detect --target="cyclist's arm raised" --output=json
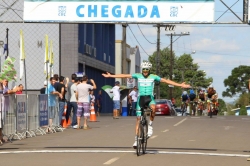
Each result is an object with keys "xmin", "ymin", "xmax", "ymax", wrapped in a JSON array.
[
  {"xmin": 102, "ymin": 72, "xmax": 132, "ymax": 78},
  {"xmin": 160, "ymin": 78, "xmax": 190, "ymax": 88}
]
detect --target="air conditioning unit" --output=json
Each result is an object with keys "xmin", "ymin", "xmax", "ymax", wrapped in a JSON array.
[
  {"xmin": 88, "ymin": 45, "xmax": 92, "ymax": 55},
  {"xmin": 84, "ymin": 44, "xmax": 88, "ymax": 54},
  {"xmin": 93, "ymin": 48, "xmax": 96, "ymax": 57},
  {"xmin": 104, "ymin": 53, "xmax": 106, "ymax": 61}
]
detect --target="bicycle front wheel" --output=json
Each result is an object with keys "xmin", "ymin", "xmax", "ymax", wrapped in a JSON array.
[
  {"xmin": 142, "ymin": 121, "xmax": 148, "ymax": 154},
  {"xmin": 136, "ymin": 123, "xmax": 143, "ymax": 156}
]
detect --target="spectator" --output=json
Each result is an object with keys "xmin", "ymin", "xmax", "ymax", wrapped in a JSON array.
[
  {"xmin": 40, "ymin": 81, "xmax": 47, "ymax": 94},
  {"xmin": 45, "ymin": 77, "xmax": 62, "ymax": 132},
  {"xmin": 76, "ymin": 75, "xmax": 96, "ymax": 129},
  {"xmin": 56, "ymin": 76, "xmax": 66, "ymax": 127},
  {"xmin": 2, "ymin": 79, "xmax": 18, "ymax": 95},
  {"xmin": 15, "ymin": 84, "xmax": 23, "ymax": 94},
  {"xmin": 66, "ymin": 74, "xmax": 78, "ymax": 128},
  {"xmin": 0, "ymin": 81, "xmax": 3, "ymax": 145},
  {"xmin": 127, "ymin": 89, "xmax": 133, "ymax": 116},
  {"xmin": 89, "ymin": 90, "xmax": 95, "ymax": 106},
  {"xmin": 96, "ymin": 90, "xmax": 102, "ymax": 117},
  {"xmin": 110, "ymin": 81, "xmax": 121, "ymax": 119},
  {"xmin": 129, "ymin": 86, "xmax": 138, "ymax": 116}
]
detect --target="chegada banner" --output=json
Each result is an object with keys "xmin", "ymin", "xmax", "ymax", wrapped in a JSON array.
[{"xmin": 24, "ymin": 0, "xmax": 214, "ymax": 23}]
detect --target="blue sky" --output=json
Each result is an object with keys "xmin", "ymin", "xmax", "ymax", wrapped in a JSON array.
[{"xmin": 116, "ymin": 0, "xmax": 250, "ymax": 103}]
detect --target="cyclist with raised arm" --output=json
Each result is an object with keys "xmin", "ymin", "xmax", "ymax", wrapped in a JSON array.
[{"xmin": 102, "ymin": 61, "xmax": 190, "ymax": 148}]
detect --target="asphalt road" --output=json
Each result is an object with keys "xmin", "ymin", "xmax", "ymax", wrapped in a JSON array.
[{"xmin": 1, "ymin": 115, "xmax": 250, "ymax": 166}]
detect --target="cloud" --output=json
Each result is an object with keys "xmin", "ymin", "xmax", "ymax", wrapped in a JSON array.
[{"xmin": 193, "ymin": 38, "xmax": 240, "ymax": 52}]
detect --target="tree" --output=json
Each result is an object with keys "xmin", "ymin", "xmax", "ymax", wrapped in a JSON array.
[
  {"xmin": 222, "ymin": 65, "xmax": 250, "ymax": 98},
  {"xmin": 239, "ymin": 106, "xmax": 247, "ymax": 115},
  {"xmin": 235, "ymin": 93, "xmax": 250, "ymax": 108},
  {"xmin": 147, "ymin": 47, "xmax": 211, "ymax": 99},
  {"xmin": 218, "ymin": 98, "xmax": 227, "ymax": 115}
]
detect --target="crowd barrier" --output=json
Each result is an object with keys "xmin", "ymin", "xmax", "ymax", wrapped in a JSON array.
[{"xmin": 0, "ymin": 94, "xmax": 64, "ymax": 141}]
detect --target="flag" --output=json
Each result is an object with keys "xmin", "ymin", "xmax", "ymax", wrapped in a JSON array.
[
  {"xmin": 44, "ymin": 35, "xmax": 49, "ymax": 77},
  {"xmin": 101, "ymin": 85, "xmax": 114, "ymax": 99},
  {"xmin": 49, "ymin": 40, "xmax": 54, "ymax": 77},
  {"xmin": 20, "ymin": 29, "xmax": 25, "ymax": 80},
  {"xmin": 3, "ymin": 34, "xmax": 8, "ymax": 59},
  {"xmin": 0, "ymin": 56, "xmax": 17, "ymax": 81}
]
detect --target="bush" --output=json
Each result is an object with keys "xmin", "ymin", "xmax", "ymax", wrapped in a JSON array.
[{"xmin": 239, "ymin": 106, "xmax": 247, "ymax": 115}]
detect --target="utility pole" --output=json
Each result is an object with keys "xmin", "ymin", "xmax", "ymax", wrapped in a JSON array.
[
  {"xmin": 153, "ymin": 24, "xmax": 176, "ymax": 99},
  {"xmin": 166, "ymin": 32, "xmax": 190, "ymax": 99},
  {"xmin": 122, "ymin": 24, "xmax": 127, "ymax": 85},
  {"xmin": 156, "ymin": 24, "xmax": 160, "ymax": 99}
]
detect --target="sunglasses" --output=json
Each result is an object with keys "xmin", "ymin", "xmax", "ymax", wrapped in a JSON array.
[{"xmin": 142, "ymin": 68, "xmax": 149, "ymax": 71}]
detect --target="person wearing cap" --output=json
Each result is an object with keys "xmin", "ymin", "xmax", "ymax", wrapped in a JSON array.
[
  {"xmin": 110, "ymin": 81, "xmax": 121, "ymax": 119},
  {"xmin": 40, "ymin": 81, "xmax": 48, "ymax": 94},
  {"xmin": 102, "ymin": 61, "xmax": 190, "ymax": 149},
  {"xmin": 180, "ymin": 91, "xmax": 189, "ymax": 114}
]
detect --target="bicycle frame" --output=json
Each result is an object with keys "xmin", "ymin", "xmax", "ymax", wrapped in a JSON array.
[{"xmin": 136, "ymin": 106, "xmax": 151, "ymax": 156}]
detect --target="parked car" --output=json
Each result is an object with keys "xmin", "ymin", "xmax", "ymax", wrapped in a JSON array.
[{"xmin": 155, "ymin": 99, "xmax": 171, "ymax": 115}]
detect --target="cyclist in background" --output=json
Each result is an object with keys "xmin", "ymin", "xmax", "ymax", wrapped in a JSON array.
[
  {"xmin": 181, "ymin": 91, "xmax": 189, "ymax": 114},
  {"xmin": 189, "ymin": 89, "xmax": 196, "ymax": 116},
  {"xmin": 206, "ymin": 85, "xmax": 216, "ymax": 115},
  {"xmin": 211, "ymin": 93, "xmax": 219, "ymax": 115},
  {"xmin": 102, "ymin": 61, "xmax": 190, "ymax": 148},
  {"xmin": 197, "ymin": 89, "xmax": 206, "ymax": 115}
]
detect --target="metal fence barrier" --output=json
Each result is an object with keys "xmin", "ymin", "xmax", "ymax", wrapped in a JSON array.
[{"xmin": 0, "ymin": 94, "xmax": 63, "ymax": 142}]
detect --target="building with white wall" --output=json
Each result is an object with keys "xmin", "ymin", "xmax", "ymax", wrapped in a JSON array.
[{"xmin": 115, "ymin": 40, "xmax": 141, "ymax": 88}]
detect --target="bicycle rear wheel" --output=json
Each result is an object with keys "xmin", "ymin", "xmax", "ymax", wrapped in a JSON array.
[
  {"xmin": 142, "ymin": 120, "xmax": 148, "ymax": 154},
  {"xmin": 136, "ymin": 124, "xmax": 143, "ymax": 156}
]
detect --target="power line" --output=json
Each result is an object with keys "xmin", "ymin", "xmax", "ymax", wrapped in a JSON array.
[
  {"xmin": 137, "ymin": 24, "xmax": 156, "ymax": 44},
  {"xmin": 128, "ymin": 25, "xmax": 150, "ymax": 56}
]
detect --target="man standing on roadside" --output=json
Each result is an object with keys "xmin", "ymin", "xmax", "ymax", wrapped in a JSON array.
[
  {"xmin": 76, "ymin": 75, "xmax": 96, "ymax": 129},
  {"xmin": 110, "ymin": 81, "xmax": 121, "ymax": 119},
  {"xmin": 46, "ymin": 77, "xmax": 62, "ymax": 131},
  {"xmin": 66, "ymin": 74, "xmax": 78, "ymax": 128},
  {"xmin": 129, "ymin": 86, "xmax": 138, "ymax": 116},
  {"xmin": 56, "ymin": 76, "xmax": 66, "ymax": 127}
]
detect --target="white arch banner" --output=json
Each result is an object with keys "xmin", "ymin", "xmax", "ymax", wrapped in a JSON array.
[{"xmin": 24, "ymin": 0, "xmax": 214, "ymax": 23}]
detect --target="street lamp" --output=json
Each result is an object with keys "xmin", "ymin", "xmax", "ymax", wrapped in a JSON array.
[{"xmin": 166, "ymin": 32, "xmax": 190, "ymax": 99}]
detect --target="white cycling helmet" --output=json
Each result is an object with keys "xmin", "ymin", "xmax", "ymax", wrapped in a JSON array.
[
  {"xmin": 209, "ymin": 84, "xmax": 213, "ymax": 88},
  {"xmin": 141, "ymin": 61, "xmax": 152, "ymax": 69},
  {"xmin": 183, "ymin": 91, "xmax": 187, "ymax": 95}
]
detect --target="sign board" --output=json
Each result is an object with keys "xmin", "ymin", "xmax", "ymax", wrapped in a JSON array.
[
  {"xmin": 24, "ymin": 0, "xmax": 214, "ymax": 23},
  {"xmin": 127, "ymin": 78, "xmax": 135, "ymax": 88}
]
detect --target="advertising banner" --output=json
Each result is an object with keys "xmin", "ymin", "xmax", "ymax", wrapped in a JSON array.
[
  {"xmin": 16, "ymin": 95, "xmax": 27, "ymax": 131},
  {"xmin": 24, "ymin": 0, "xmax": 214, "ymax": 23},
  {"xmin": 39, "ymin": 94, "xmax": 48, "ymax": 127}
]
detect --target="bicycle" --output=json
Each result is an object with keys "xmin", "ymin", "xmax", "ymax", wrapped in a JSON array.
[
  {"xmin": 136, "ymin": 97, "xmax": 152, "ymax": 156},
  {"xmin": 208, "ymin": 101, "xmax": 215, "ymax": 118},
  {"xmin": 181, "ymin": 102, "xmax": 188, "ymax": 116}
]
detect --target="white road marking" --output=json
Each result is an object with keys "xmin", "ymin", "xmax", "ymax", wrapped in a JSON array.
[
  {"xmin": 103, "ymin": 157, "xmax": 119, "ymax": 165},
  {"xmin": 162, "ymin": 129, "xmax": 169, "ymax": 132},
  {"xmin": 173, "ymin": 118, "xmax": 187, "ymax": 127},
  {"xmin": 149, "ymin": 135, "xmax": 158, "ymax": 139},
  {"xmin": 0, "ymin": 150, "xmax": 249, "ymax": 158}
]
